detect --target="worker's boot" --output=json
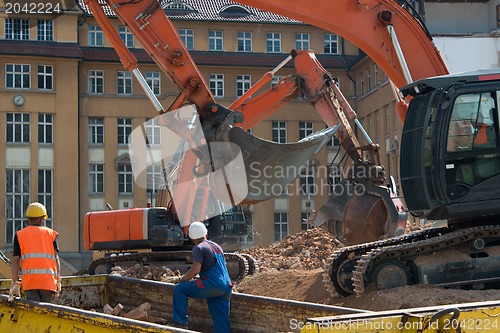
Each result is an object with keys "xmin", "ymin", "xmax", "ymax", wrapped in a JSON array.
[{"xmin": 171, "ymin": 322, "xmax": 188, "ymax": 329}]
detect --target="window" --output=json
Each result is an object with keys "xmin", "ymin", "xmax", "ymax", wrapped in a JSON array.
[
  {"xmin": 179, "ymin": 29, "xmax": 194, "ymax": 50},
  {"xmin": 118, "ymin": 118, "xmax": 132, "ymax": 145},
  {"xmin": 88, "ymin": 117, "xmax": 104, "ymax": 144},
  {"xmin": 327, "ymin": 136, "xmax": 340, "ymax": 147},
  {"xmin": 5, "ymin": 169, "xmax": 30, "ymax": 244},
  {"xmin": 88, "ymin": 70, "xmax": 104, "ymax": 94},
  {"xmin": 386, "ymin": 108, "xmax": 390, "ymax": 135},
  {"xmin": 367, "ymin": 68, "xmax": 371, "ymax": 92},
  {"xmin": 145, "ymin": 118, "xmax": 161, "ymax": 145},
  {"xmin": 5, "ymin": 18, "xmax": 29, "ymax": 40},
  {"xmin": 274, "ymin": 212, "xmax": 288, "ymax": 242},
  {"xmin": 328, "ymin": 167, "xmax": 342, "ymax": 195},
  {"xmin": 300, "ymin": 169, "xmax": 315, "ymax": 196},
  {"xmin": 324, "ymin": 34, "xmax": 338, "ymax": 54},
  {"xmin": 89, "ymin": 164, "xmax": 104, "ymax": 194},
  {"xmin": 209, "ymin": 74, "xmax": 224, "ymax": 97},
  {"xmin": 37, "ymin": 20, "xmax": 53, "ymax": 41},
  {"xmin": 6, "ymin": 113, "xmax": 30, "ymax": 143},
  {"xmin": 220, "ymin": 4, "xmax": 251, "ymax": 15},
  {"xmin": 165, "ymin": 2, "xmax": 193, "ymax": 10},
  {"xmin": 374, "ymin": 64, "xmax": 379, "ymax": 87},
  {"xmin": 6, "ymin": 64, "xmax": 30, "ymax": 89},
  {"xmin": 88, "ymin": 25, "xmax": 103, "ymax": 46},
  {"xmin": 38, "ymin": 65, "xmax": 53, "ymax": 90},
  {"xmin": 237, "ymin": 31, "xmax": 252, "ymax": 52},
  {"xmin": 118, "ymin": 164, "xmax": 133, "ymax": 194},
  {"xmin": 119, "ymin": 26, "xmax": 134, "ymax": 48},
  {"xmin": 266, "ymin": 32, "xmax": 281, "ymax": 53},
  {"xmin": 146, "ymin": 72, "xmax": 161, "ymax": 95},
  {"xmin": 117, "ymin": 71, "xmax": 132, "ymax": 95},
  {"xmin": 38, "ymin": 113, "xmax": 53, "ymax": 144},
  {"xmin": 147, "ymin": 164, "xmax": 164, "ymax": 193},
  {"xmin": 299, "ymin": 121, "xmax": 313, "ymax": 140},
  {"xmin": 236, "ymin": 75, "xmax": 251, "ymax": 97},
  {"xmin": 38, "ymin": 169, "xmax": 53, "ymax": 229},
  {"xmin": 271, "ymin": 75, "xmax": 284, "ymax": 87},
  {"xmin": 272, "ymin": 121, "xmax": 286, "ymax": 143},
  {"xmin": 300, "ymin": 212, "xmax": 310, "ymax": 230},
  {"xmin": 295, "ymin": 33, "xmax": 310, "ymax": 50},
  {"xmin": 208, "ymin": 30, "xmax": 223, "ymax": 51},
  {"xmin": 359, "ymin": 73, "xmax": 365, "ymax": 96}
]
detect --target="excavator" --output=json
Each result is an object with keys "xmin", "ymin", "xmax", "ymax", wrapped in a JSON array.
[
  {"xmin": 81, "ymin": 0, "xmax": 500, "ymax": 296},
  {"xmin": 82, "ymin": 0, "xmax": 408, "ymax": 278}
]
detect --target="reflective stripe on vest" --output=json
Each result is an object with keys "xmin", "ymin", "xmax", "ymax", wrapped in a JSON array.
[
  {"xmin": 21, "ymin": 253, "xmax": 57, "ymax": 261},
  {"xmin": 21, "ymin": 268, "xmax": 58, "ymax": 276}
]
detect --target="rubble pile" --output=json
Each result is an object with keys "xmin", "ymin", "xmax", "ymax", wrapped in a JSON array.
[
  {"xmin": 109, "ymin": 264, "xmax": 181, "ymax": 281},
  {"xmin": 240, "ymin": 227, "xmax": 341, "ymax": 271}
]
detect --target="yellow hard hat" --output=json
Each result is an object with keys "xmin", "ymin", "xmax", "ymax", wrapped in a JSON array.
[{"xmin": 25, "ymin": 202, "xmax": 48, "ymax": 219}]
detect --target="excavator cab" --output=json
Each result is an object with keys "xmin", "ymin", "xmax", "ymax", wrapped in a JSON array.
[{"xmin": 401, "ymin": 69, "xmax": 500, "ymax": 223}]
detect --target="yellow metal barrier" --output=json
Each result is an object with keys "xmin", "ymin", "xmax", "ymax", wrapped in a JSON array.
[
  {"xmin": 0, "ymin": 294, "xmax": 196, "ymax": 333},
  {"xmin": 300, "ymin": 300, "xmax": 500, "ymax": 333}
]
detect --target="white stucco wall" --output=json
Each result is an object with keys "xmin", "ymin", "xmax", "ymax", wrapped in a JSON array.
[
  {"xmin": 425, "ymin": 2, "xmax": 494, "ymax": 34},
  {"xmin": 433, "ymin": 36, "xmax": 500, "ymax": 73}
]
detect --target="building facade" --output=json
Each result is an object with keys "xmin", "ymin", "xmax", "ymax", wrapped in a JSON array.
[{"xmin": 6, "ymin": 0, "xmax": 477, "ymax": 270}]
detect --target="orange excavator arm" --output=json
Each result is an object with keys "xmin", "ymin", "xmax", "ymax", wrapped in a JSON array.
[
  {"xmin": 232, "ymin": 0, "xmax": 449, "ymax": 88},
  {"xmin": 84, "ymin": 0, "xmax": 215, "ymax": 116},
  {"xmin": 85, "ymin": 0, "xmax": 449, "ymax": 118},
  {"xmin": 82, "ymin": 0, "xmax": 447, "ymax": 244}
]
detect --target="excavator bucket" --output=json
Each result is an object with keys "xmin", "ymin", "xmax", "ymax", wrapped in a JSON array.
[
  {"xmin": 308, "ymin": 180, "xmax": 407, "ymax": 245},
  {"xmin": 224, "ymin": 125, "xmax": 339, "ymax": 204}
]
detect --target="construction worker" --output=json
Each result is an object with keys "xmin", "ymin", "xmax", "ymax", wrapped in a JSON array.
[
  {"xmin": 171, "ymin": 221, "xmax": 232, "ymax": 332},
  {"xmin": 474, "ymin": 111, "xmax": 496, "ymax": 148},
  {"xmin": 9, "ymin": 202, "xmax": 61, "ymax": 303}
]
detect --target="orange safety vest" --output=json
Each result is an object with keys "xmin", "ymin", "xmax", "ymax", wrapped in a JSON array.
[
  {"xmin": 475, "ymin": 124, "xmax": 488, "ymax": 145},
  {"xmin": 17, "ymin": 225, "xmax": 58, "ymax": 291}
]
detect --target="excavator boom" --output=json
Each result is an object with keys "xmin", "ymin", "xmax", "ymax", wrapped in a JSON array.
[
  {"xmin": 233, "ymin": 0, "xmax": 449, "ymax": 88},
  {"xmin": 81, "ymin": 0, "xmax": 500, "ymax": 300},
  {"xmin": 84, "ymin": 0, "xmax": 407, "ymax": 246}
]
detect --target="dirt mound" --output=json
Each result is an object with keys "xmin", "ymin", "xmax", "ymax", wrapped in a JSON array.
[
  {"xmin": 233, "ymin": 268, "xmax": 330, "ymax": 304},
  {"xmin": 234, "ymin": 268, "xmax": 500, "ymax": 310},
  {"xmin": 341, "ymin": 284, "xmax": 500, "ymax": 311},
  {"xmin": 240, "ymin": 228, "xmax": 341, "ymax": 271}
]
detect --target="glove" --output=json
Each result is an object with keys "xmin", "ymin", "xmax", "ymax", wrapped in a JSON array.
[
  {"xmin": 8, "ymin": 281, "xmax": 21, "ymax": 302},
  {"xmin": 55, "ymin": 279, "xmax": 62, "ymax": 298},
  {"xmin": 164, "ymin": 276, "xmax": 182, "ymax": 284}
]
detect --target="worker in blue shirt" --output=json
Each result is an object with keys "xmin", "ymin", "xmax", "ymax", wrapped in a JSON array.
[{"xmin": 171, "ymin": 221, "xmax": 232, "ymax": 332}]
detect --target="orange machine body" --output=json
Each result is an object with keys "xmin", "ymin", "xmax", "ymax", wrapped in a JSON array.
[{"xmin": 84, "ymin": 208, "xmax": 184, "ymax": 251}]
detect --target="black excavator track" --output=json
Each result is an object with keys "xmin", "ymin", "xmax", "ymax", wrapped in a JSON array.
[
  {"xmin": 324, "ymin": 225, "xmax": 500, "ymax": 297},
  {"xmin": 323, "ymin": 226, "xmax": 453, "ymax": 297},
  {"xmin": 88, "ymin": 251, "xmax": 255, "ymax": 280}
]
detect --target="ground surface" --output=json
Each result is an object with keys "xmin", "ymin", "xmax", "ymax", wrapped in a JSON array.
[
  {"xmin": 111, "ymin": 226, "xmax": 500, "ymax": 312},
  {"xmin": 233, "ymin": 268, "xmax": 500, "ymax": 311},
  {"xmin": 233, "ymin": 226, "xmax": 500, "ymax": 312}
]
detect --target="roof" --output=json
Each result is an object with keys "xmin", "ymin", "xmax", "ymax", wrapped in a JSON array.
[
  {"xmin": 0, "ymin": 41, "xmax": 83, "ymax": 59},
  {"xmin": 80, "ymin": 47, "xmax": 361, "ymax": 70},
  {"xmin": 401, "ymin": 69, "xmax": 500, "ymax": 97},
  {"xmin": 77, "ymin": 0, "xmax": 303, "ymax": 24},
  {"xmin": 0, "ymin": 40, "xmax": 361, "ymax": 70}
]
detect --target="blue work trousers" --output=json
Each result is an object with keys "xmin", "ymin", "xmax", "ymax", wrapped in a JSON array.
[{"xmin": 172, "ymin": 279, "xmax": 232, "ymax": 333}]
